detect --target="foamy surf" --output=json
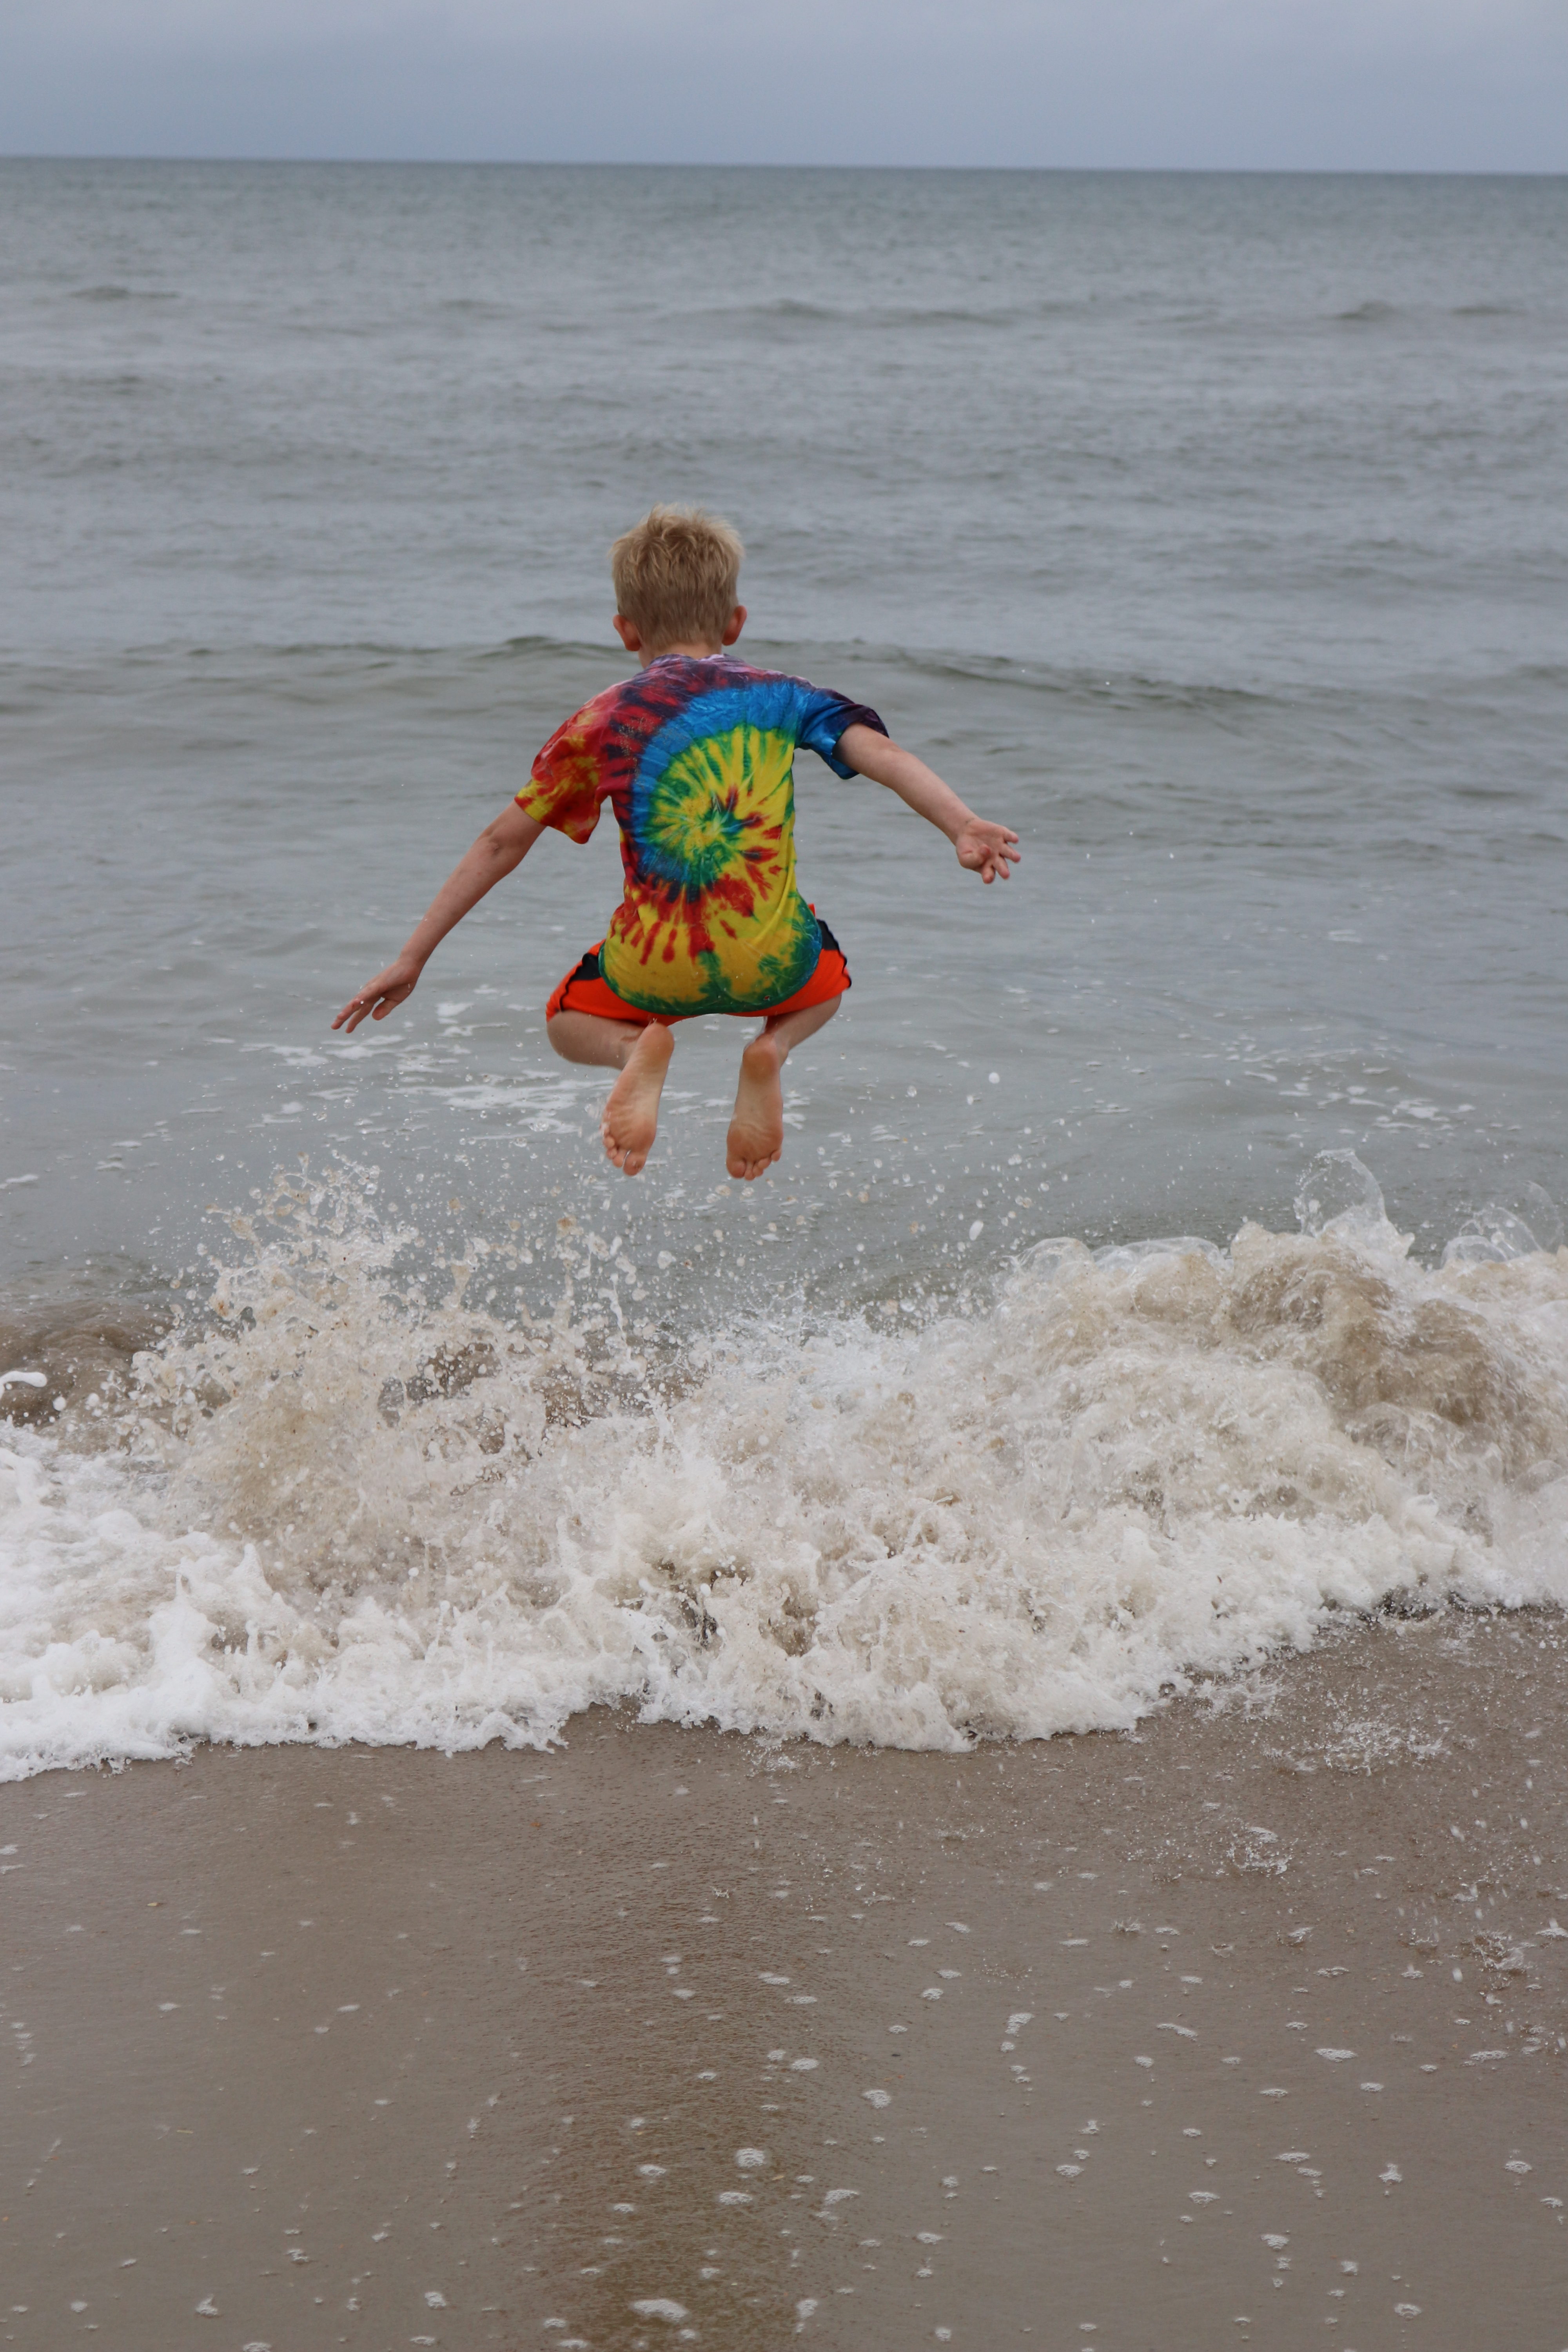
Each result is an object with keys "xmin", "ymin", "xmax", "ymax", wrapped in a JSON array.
[{"xmin": 3, "ymin": 1155, "xmax": 1566, "ymax": 1778}]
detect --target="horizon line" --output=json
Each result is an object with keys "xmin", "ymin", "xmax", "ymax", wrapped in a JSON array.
[{"xmin": 2, "ymin": 153, "xmax": 1565, "ymax": 178}]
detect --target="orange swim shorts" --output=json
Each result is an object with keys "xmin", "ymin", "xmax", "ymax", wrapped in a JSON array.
[{"xmin": 547, "ymin": 917, "xmax": 851, "ymax": 1028}]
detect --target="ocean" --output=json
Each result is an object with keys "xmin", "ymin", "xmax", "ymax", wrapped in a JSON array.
[{"xmin": 4, "ymin": 159, "xmax": 1568, "ymax": 1777}]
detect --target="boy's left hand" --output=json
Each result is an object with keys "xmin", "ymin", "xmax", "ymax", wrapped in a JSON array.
[
  {"xmin": 836, "ymin": 728, "xmax": 1021, "ymax": 884},
  {"xmin": 955, "ymin": 819, "xmax": 1022, "ymax": 884}
]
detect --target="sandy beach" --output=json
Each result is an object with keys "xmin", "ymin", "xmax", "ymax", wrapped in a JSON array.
[{"xmin": 3, "ymin": 1607, "xmax": 1563, "ymax": 2352}]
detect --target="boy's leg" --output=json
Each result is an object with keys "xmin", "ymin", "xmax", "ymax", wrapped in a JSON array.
[
  {"xmin": 726, "ymin": 998, "xmax": 840, "ymax": 1182},
  {"xmin": 548, "ymin": 1010, "xmax": 675, "ymax": 1178}
]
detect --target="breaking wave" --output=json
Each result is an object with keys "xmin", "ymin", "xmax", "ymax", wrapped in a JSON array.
[{"xmin": 3, "ymin": 1154, "xmax": 1566, "ymax": 1777}]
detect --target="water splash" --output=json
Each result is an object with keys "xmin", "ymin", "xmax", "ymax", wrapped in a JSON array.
[{"xmin": 3, "ymin": 1161, "xmax": 1567, "ymax": 1776}]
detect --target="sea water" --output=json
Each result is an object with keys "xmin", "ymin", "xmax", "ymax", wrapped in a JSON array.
[{"xmin": 3, "ymin": 162, "xmax": 1566, "ymax": 1774}]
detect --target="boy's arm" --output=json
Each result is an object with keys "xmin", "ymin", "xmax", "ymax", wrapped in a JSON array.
[
  {"xmin": 835, "ymin": 724, "xmax": 1020, "ymax": 884},
  {"xmin": 332, "ymin": 802, "xmax": 545, "ymax": 1034}
]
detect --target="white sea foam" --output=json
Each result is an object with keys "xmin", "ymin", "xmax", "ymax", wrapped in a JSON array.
[{"xmin": 3, "ymin": 1159, "xmax": 1567, "ymax": 1777}]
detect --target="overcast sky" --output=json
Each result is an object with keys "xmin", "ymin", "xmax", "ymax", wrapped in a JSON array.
[{"xmin": 4, "ymin": 0, "xmax": 1564, "ymax": 171}]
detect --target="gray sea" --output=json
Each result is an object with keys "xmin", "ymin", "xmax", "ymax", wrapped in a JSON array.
[{"xmin": 2, "ymin": 162, "xmax": 1567, "ymax": 1774}]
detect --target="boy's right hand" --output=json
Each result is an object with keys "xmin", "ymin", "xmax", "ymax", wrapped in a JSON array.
[{"xmin": 332, "ymin": 955, "xmax": 423, "ymax": 1034}]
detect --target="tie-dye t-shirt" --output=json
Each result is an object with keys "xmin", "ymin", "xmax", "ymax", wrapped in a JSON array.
[{"xmin": 517, "ymin": 655, "xmax": 887, "ymax": 1015}]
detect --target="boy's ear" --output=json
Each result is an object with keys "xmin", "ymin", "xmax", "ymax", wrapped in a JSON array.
[
  {"xmin": 612, "ymin": 613, "xmax": 642, "ymax": 653},
  {"xmin": 721, "ymin": 604, "xmax": 747, "ymax": 647}
]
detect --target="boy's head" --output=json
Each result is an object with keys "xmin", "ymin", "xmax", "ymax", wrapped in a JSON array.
[{"xmin": 610, "ymin": 506, "xmax": 745, "ymax": 657}]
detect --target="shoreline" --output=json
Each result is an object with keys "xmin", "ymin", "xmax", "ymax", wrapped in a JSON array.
[{"xmin": 3, "ymin": 1607, "xmax": 1565, "ymax": 2350}]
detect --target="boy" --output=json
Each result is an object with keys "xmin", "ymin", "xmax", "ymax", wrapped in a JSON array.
[{"xmin": 334, "ymin": 508, "xmax": 1019, "ymax": 1180}]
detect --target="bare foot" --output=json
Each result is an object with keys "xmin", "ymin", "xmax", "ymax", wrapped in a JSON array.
[
  {"xmin": 726, "ymin": 1036, "xmax": 786, "ymax": 1180},
  {"xmin": 602, "ymin": 1024, "xmax": 674, "ymax": 1175}
]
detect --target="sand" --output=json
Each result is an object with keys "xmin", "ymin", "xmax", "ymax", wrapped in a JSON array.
[{"xmin": 2, "ymin": 1608, "xmax": 1564, "ymax": 2352}]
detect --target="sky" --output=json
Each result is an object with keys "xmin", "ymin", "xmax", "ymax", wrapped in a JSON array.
[{"xmin": 2, "ymin": 0, "xmax": 1564, "ymax": 171}]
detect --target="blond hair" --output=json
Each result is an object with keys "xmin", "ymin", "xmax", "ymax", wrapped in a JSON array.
[{"xmin": 610, "ymin": 505, "xmax": 744, "ymax": 650}]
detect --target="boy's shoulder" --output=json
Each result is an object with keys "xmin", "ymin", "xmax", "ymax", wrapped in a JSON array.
[
  {"xmin": 555, "ymin": 655, "xmax": 851, "ymax": 744},
  {"xmin": 589, "ymin": 654, "xmax": 875, "ymax": 724},
  {"xmin": 585, "ymin": 653, "xmax": 807, "ymax": 708},
  {"xmin": 533, "ymin": 655, "xmax": 884, "ymax": 784}
]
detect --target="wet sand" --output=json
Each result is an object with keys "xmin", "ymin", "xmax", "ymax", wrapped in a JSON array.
[{"xmin": 2, "ymin": 1609, "xmax": 1565, "ymax": 2352}]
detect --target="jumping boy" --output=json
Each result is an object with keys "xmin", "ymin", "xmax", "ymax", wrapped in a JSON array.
[{"xmin": 334, "ymin": 508, "xmax": 1020, "ymax": 1179}]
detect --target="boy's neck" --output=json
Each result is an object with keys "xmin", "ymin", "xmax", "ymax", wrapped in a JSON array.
[
  {"xmin": 639, "ymin": 639, "xmax": 728, "ymax": 665},
  {"xmin": 613, "ymin": 603, "xmax": 747, "ymax": 665}
]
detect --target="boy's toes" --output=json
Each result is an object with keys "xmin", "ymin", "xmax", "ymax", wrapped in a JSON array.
[
  {"xmin": 602, "ymin": 1119, "xmax": 652, "ymax": 1178},
  {"xmin": 602, "ymin": 1124, "xmax": 648, "ymax": 1177},
  {"xmin": 724, "ymin": 1139, "xmax": 784, "ymax": 1180},
  {"xmin": 725, "ymin": 1143, "xmax": 782, "ymax": 1182}
]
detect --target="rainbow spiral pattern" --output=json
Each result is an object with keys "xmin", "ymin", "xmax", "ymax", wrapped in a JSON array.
[{"xmin": 519, "ymin": 658, "xmax": 884, "ymax": 1014}]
